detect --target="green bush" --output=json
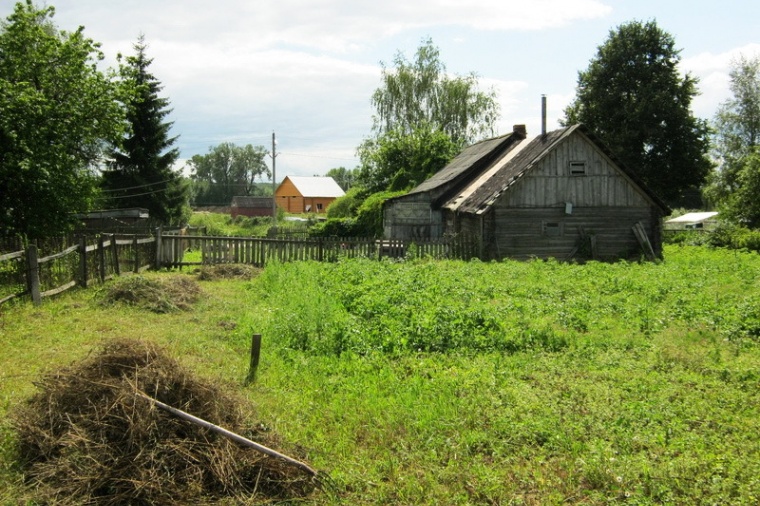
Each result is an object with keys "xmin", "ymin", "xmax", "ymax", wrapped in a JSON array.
[
  {"xmin": 708, "ymin": 223, "xmax": 760, "ymax": 251},
  {"xmin": 326, "ymin": 187, "xmax": 362, "ymax": 219},
  {"xmin": 353, "ymin": 190, "xmax": 405, "ymax": 237},
  {"xmin": 309, "ymin": 218, "xmax": 357, "ymax": 237}
]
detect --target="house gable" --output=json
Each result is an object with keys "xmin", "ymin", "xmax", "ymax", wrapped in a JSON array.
[
  {"xmin": 497, "ymin": 128, "xmax": 656, "ymax": 209},
  {"xmin": 453, "ymin": 125, "xmax": 668, "ymax": 215}
]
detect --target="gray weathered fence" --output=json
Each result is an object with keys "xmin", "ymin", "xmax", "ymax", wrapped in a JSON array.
[
  {"xmin": 1, "ymin": 232, "xmax": 479, "ymax": 306},
  {"xmin": 156, "ymin": 235, "xmax": 478, "ymax": 268},
  {"xmin": 0, "ymin": 234, "xmax": 155, "ymax": 306}
]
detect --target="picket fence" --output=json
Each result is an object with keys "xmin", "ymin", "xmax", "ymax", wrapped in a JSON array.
[{"xmin": 0, "ymin": 232, "xmax": 478, "ymax": 306}]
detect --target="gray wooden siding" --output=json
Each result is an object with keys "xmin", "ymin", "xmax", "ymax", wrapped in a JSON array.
[
  {"xmin": 489, "ymin": 207, "xmax": 657, "ymax": 260},
  {"xmin": 384, "ymin": 197, "xmax": 443, "ymax": 239},
  {"xmin": 500, "ymin": 133, "xmax": 652, "ymax": 209}
]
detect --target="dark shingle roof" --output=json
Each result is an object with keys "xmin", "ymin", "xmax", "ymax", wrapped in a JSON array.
[{"xmin": 407, "ymin": 132, "xmax": 520, "ymax": 197}]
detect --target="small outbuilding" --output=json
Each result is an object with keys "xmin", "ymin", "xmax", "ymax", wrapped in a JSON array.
[
  {"xmin": 275, "ymin": 176, "xmax": 345, "ymax": 214},
  {"xmin": 383, "ymin": 124, "xmax": 670, "ymax": 261},
  {"xmin": 230, "ymin": 196, "xmax": 274, "ymax": 218},
  {"xmin": 664, "ymin": 211, "xmax": 719, "ymax": 230},
  {"xmin": 75, "ymin": 208, "xmax": 151, "ymax": 233}
]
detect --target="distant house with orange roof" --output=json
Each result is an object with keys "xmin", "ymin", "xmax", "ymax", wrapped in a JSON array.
[{"xmin": 274, "ymin": 176, "xmax": 345, "ymax": 214}]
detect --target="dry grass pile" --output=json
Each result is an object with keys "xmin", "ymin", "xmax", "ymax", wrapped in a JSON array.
[
  {"xmin": 196, "ymin": 264, "xmax": 260, "ymax": 281},
  {"xmin": 101, "ymin": 275, "xmax": 202, "ymax": 313},
  {"xmin": 12, "ymin": 339, "xmax": 319, "ymax": 505}
]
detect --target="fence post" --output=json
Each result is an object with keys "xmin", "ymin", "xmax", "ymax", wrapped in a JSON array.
[
  {"xmin": 26, "ymin": 244, "xmax": 41, "ymax": 305},
  {"xmin": 155, "ymin": 227, "xmax": 163, "ymax": 270},
  {"xmin": 112, "ymin": 234, "xmax": 120, "ymax": 276},
  {"xmin": 245, "ymin": 334, "xmax": 262, "ymax": 385},
  {"xmin": 79, "ymin": 235, "xmax": 88, "ymax": 288},
  {"xmin": 133, "ymin": 236, "xmax": 139, "ymax": 273},
  {"xmin": 98, "ymin": 234, "xmax": 106, "ymax": 282}
]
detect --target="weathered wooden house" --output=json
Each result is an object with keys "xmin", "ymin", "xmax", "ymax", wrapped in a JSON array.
[
  {"xmin": 383, "ymin": 124, "xmax": 670, "ymax": 261},
  {"xmin": 230, "ymin": 196, "xmax": 274, "ymax": 218},
  {"xmin": 275, "ymin": 176, "xmax": 345, "ymax": 214}
]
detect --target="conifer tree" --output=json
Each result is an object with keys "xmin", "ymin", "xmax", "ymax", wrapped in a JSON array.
[{"xmin": 101, "ymin": 35, "xmax": 188, "ymax": 225}]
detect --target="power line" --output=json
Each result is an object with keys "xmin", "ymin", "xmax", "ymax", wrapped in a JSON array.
[{"xmin": 100, "ymin": 178, "xmax": 176, "ymax": 193}]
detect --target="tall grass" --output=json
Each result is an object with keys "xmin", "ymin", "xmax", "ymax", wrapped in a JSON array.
[{"xmin": 2, "ymin": 245, "xmax": 760, "ymax": 504}]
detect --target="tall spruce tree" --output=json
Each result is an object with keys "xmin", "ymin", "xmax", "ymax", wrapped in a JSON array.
[
  {"xmin": 563, "ymin": 20, "xmax": 711, "ymax": 204},
  {"xmin": 101, "ymin": 35, "xmax": 188, "ymax": 226}
]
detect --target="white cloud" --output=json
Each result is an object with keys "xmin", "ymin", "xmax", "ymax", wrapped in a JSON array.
[
  {"xmin": 45, "ymin": 0, "xmax": 613, "ymax": 54},
  {"xmin": 683, "ymin": 43, "xmax": 760, "ymax": 119}
]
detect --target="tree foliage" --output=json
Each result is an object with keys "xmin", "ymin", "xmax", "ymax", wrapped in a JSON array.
[
  {"xmin": 563, "ymin": 20, "xmax": 711, "ymax": 203},
  {"xmin": 311, "ymin": 189, "xmax": 405, "ymax": 238},
  {"xmin": 0, "ymin": 1, "xmax": 125, "ymax": 239},
  {"xmin": 704, "ymin": 55, "xmax": 760, "ymax": 209},
  {"xmin": 324, "ymin": 166, "xmax": 360, "ymax": 191},
  {"xmin": 326, "ymin": 186, "xmax": 362, "ymax": 219},
  {"xmin": 188, "ymin": 142, "xmax": 270, "ymax": 206},
  {"xmin": 357, "ymin": 39, "xmax": 497, "ymax": 196},
  {"xmin": 371, "ymin": 38, "xmax": 499, "ymax": 147},
  {"xmin": 357, "ymin": 123, "xmax": 459, "ymax": 194},
  {"xmin": 100, "ymin": 35, "xmax": 189, "ymax": 226},
  {"xmin": 719, "ymin": 152, "xmax": 760, "ymax": 228}
]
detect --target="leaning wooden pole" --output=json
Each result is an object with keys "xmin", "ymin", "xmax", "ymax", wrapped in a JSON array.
[{"xmin": 135, "ymin": 391, "xmax": 317, "ymax": 476}]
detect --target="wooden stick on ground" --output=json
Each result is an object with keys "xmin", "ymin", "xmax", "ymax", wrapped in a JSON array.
[{"xmin": 135, "ymin": 391, "xmax": 317, "ymax": 476}]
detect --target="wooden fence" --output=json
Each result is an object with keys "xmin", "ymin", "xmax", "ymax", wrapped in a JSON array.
[
  {"xmin": 0, "ymin": 234, "xmax": 155, "ymax": 306},
  {"xmin": 1, "ymin": 232, "xmax": 479, "ymax": 306},
  {"xmin": 156, "ymin": 234, "xmax": 479, "ymax": 268}
]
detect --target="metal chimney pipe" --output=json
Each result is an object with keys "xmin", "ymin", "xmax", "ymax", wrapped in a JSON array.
[{"xmin": 541, "ymin": 94, "xmax": 547, "ymax": 137}]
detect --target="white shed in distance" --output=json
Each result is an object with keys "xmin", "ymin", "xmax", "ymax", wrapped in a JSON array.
[{"xmin": 664, "ymin": 212, "xmax": 719, "ymax": 230}]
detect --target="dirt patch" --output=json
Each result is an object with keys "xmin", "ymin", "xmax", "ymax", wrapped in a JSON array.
[
  {"xmin": 101, "ymin": 275, "xmax": 202, "ymax": 313},
  {"xmin": 12, "ymin": 338, "xmax": 319, "ymax": 505}
]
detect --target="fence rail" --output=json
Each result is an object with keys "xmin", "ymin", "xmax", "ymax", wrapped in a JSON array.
[
  {"xmin": 0, "ymin": 234, "xmax": 155, "ymax": 306},
  {"xmin": 1, "ymin": 232, "xmax": 478, "ymax": 306}
]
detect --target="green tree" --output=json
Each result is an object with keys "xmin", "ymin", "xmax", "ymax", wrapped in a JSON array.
[
  {"xmin": 100, "ymin": 35, "xmax": 188, "ymax": 226},
  {"xmin": 704, "ymin": 55, "xmax": 760, "ymax": 207},
  {"xmin": 0, "ymin": 1, "xmax": 125, "ymax": 239},
  {"xmin": 358, "ymin": 39, "xmax": 497, "ymax": 194},
  {"xmin": 563, "ymin": 20, "xmax": 711, "ymax": 203},
  {"xmin": 358, "ymin": 123, "xmax": 460, "ymax": 194},
  {"xmin": 324, "ymin": 166, "xmax": 360, "ymax": 191},
  {"xmin": 719, "ymin": 151, "xmax": 760, "ymax": 228},
  {"xmin": 187, "ymin": 142, "xmax": 270, "ymax": 206},
  {"xmin": 371, "ymin": 38, "xmax": 499, "ymax": 147},
  {"xmin": 326, "ymin": 186, "xmax": 362, "ymax": 219}
]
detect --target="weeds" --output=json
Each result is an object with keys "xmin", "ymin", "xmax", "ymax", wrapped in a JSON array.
[{"xmin": 2, "ymin": 245, "xmax": 760, "ymax": 504}]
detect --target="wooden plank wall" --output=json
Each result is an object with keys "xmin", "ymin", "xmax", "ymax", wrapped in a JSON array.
[
  {"xmin": 383, "ymin": 197, "xmax": 443, "ymax": 240},
  {"xmin": 490, "ymin": 207, "xmax": 657, "ymax": 260},
  {"xmin": 500, "ymin": 133, "xmax": 653, "ymax": 209}
]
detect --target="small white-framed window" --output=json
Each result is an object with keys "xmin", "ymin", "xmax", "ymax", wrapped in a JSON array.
[
  {"xmin": 543, "ymin": 221, "xmax": 562, "ymax": 237},
  {"xmin": 569, "ymin": 161, "xmax": 587, "ymax": 176}
]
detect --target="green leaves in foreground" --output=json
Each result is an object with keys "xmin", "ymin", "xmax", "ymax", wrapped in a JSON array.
[{"xmin": 250, "ymin": 245, "xmax": 760, "ymax": 356}]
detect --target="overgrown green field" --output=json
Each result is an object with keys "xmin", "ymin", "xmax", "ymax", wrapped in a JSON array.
[{"xmin": 2, "ymin": 245, "xmax": 760, "ymax": 504}]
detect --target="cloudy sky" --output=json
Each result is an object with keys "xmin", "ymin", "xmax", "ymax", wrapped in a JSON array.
[{"xmin": 3, "ymin": 0, "xmax": 759, "ymax": 180}]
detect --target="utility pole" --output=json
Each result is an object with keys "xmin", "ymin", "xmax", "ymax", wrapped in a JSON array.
[{"xmin": 270, "ymin": 131, "xmax": 278, "ymax": 222}]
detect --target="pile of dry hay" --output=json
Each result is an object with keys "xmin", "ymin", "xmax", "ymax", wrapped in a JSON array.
[
  {"xmin": 196, "ymin": 264, "xmax": 260, "ymax": 281},
  {"xmin": 100, "ymin": 275, "xmax": 203, "ymax": 313},
  {"xmin": 12, "ymin": 339, "xmax": 319, "ymax": 505}
]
